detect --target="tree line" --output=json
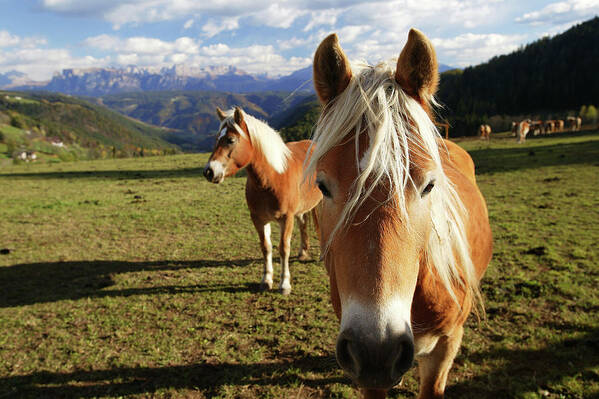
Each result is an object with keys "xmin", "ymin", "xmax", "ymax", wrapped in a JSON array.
[{"xmin": 436, "ymin": 17, "xmax": 599, "ymax": 136}]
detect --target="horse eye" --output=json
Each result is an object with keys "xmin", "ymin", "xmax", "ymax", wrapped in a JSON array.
[
  {"xmin": 317, "ymin": 181, "xmax": 331, "ymax": 197},
  {"xmin": 421, "ymin": 180, "xmax": 435, "ymax": 197},
  {"xmin": 224, "ymin": 136, "xmax": 235, "ymax": 145}
]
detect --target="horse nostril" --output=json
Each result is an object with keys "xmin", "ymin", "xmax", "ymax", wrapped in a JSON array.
[
  {"xmin": 204, "ymin": 167, "xmax": 214, "ymax": 181},
  {"xmin": 336, "ymin": 331, "xmax": 360, "ymax": 377},
  {"xmin": 390, "ymin": 335, "xmax": 414, "ymax": 381}
]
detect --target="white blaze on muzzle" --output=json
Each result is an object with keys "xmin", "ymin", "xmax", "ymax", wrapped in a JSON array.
[
  {"xmin": 206, "ymin": 160, "xmax": 226, "ymax": 183},
  {"xmin": 340, "ymin": 296, "xmax": 412, "ymax": 340}
]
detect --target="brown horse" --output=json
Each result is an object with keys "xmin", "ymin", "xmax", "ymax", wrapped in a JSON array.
[
  {"xmin": 530, "ymin": 120, "xmax": 544, "ymax": 136},
  {"xmin": 478, "ymin": 124, "xmax": 491, "ymax": 140},
  {"xmin": 517, "ymin": 120, "xmax": 531, "ymax": 143},
  {"xmin": 567, "ymin": 116, "xmax": 582, "ymax": 131},
  {"xmin": 309, "ymin": 30, "xmax": 493, "ymax": 398},
  {"xmin": 204, "ymin": 107, "xmax": 322, "ymax": 294}
]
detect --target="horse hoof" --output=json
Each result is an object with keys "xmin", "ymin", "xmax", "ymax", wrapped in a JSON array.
[
  {"xmin": 260, "ymin": 282, "xmax": 272, "ymax": 291},
  {"xmin": 280, "ymin": 287, "xmax": 291, "ymax": 295}
]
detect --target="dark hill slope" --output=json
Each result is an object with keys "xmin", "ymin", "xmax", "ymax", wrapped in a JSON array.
[
  {"xmin": 99, "ymin": 91, "xmax": 312, "ymax": 151},
  {"xmin": 438, "ymin": 17, "xmax": 599, "ymax": 134}
]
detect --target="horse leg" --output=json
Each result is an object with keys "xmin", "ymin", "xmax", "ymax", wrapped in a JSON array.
[
  {"xmin": 278, "ymin": 215, "xmax": 294, "ymax": 295},
  {"xmin": 252, "ymin": 218, "xmax": 273, "ymax": 291},
  {"xmin": 296, "ymin": 213, "xmax": 310, "ymax": 261},
  {"xmin": 416, "ymin": 326, "xmax": 464, "ymax": 399}
]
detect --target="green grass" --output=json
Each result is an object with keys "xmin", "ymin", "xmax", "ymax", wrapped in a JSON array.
[
  {"xmin": 0, "ymin": 131, "xmax": 598, "ymax": 398},
  {"xmin": 0, "ymin": 124, "xmax": 28, "ymax": 143}
]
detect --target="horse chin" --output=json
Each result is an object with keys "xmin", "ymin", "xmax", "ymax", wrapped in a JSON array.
[{"xmin": 211, "ymin": 175, "xmax": 225, "ymax": 184}]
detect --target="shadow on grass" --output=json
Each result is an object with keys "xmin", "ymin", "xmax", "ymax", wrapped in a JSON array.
[
  {"xmin": 0, "ymin": 354, "xmax": 346, "ymax": 398},
  {"xmin": 446, "ymin": 327, "xmax": 599, "ymax": 398},
  {"xmin": 0, "ymin": 167, "xmax": 249, "ymax": 180},
  {"xmin": 1, "ymin": 329, "xmax": 597, "ymax": 398},
  {"xmin": 0, "ymin": 167, "xmax": 206, "ymax": 180},
  {"xmin": 468, "ymin": 137, "xmax": 599, "ymax": 174},
  {"xmin": 0, "ymin": 259, "xmax": 261, "ymax": 308}
]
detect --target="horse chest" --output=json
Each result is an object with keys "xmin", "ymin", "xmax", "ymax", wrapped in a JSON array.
[{"xmin": 245, "ymin": 180, "xmax": 287, "ymax": 218}]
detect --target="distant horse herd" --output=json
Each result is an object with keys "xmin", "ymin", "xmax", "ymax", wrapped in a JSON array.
[
  {"xmin": 479, "ymin": 116, "xmax": 582, "ymax": 143},
  {"xmin": 511, "ymin": 116, "xmax": 582, "ymax": 143},
  {"xmin": 202, "ymin": 29, "xmax": 494, "ymax": 399}
]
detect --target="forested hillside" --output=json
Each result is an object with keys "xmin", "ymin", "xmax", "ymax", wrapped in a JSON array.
[
  {"xmin": 438, "ymin": 17, "xmax": 599, "ymax": 135},
  {"xmin": 99, "ymin": 91, "xmax": 312, "ymax": 151},
  {"xmin": 273, "ymin": 95, "xmax": 320, "ymax": 142},
  {"xmin": 0, "ymin": 91, "xmax": 177, "ymax": 162}
]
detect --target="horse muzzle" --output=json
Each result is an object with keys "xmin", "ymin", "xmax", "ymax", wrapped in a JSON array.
[
  {"xmin": 203, "ymin": 161, "xmax": 225, "ymax": 184},
  {"xmin": 336, "ymin": 326, "xmax": 414, "ymax": 390}
]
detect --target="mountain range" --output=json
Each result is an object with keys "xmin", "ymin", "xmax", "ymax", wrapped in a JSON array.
[
  {"xmin": 2, "ymin": 65, "xmax": 314, "ymax": 97},
  {"xmin": 2, "ymin": 63, "xmax": 455, "ymax": 97}
]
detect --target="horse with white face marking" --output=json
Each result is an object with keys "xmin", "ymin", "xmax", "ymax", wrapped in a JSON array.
[
  {"xmin": 308, "ymin": 31, "xmax": 493, "ymax": 399},
  {"xmin": 203, "ymin": 107, "xmax": 322, "ymax": 295}
]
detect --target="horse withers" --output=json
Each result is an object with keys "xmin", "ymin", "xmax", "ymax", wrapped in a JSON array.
[
  {"xmin": 309, "ymin": 30, "xmax": 493, "ymax": 398},
  {"xmin": 204, "ymin": 107, "xmax": 322, "ymax": 294}
]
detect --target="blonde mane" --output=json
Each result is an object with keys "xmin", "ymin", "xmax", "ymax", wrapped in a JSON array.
[
  {"xmin": 220, "ymin": 109, "xmax": 290, "ymax": 174},
  {"xmin": 306, "ymin": 60, "xmax": 479, "ymax": 305}
]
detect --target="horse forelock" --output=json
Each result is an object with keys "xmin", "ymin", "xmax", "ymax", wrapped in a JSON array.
[
  {"xmin": 219, "ymin": 109, "xmax": 290, "ymax": 174},
  {"xmin": 307, "ymin": 60, "xmax": 479, "ymax": 306}
]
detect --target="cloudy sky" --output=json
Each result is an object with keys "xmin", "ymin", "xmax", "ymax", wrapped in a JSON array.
[{"xmin": 0, "ymin": 0, "xmax": 598, "ymax": 81}]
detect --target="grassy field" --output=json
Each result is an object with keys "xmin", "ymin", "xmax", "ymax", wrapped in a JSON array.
[{"xmin": 0, "ymin": 130, "xmax": 598, "ymax": 398}]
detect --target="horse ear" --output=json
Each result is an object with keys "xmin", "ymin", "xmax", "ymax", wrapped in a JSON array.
[
  {"xmin": 395, "ymin": 28, "xmax": 439, "ymax": 103},
  {"xmin": 313, "ymin": 33, "xmax": 352, "ymax": 104},
  {"xmin": 234, "ymin": 107, "xmax": 244, "ymax": 125},
  {"xmin": 216, "ymin": 107, "xmax": 227, "ymax": 121}
]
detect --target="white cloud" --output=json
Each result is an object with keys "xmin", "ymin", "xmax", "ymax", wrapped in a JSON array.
[
  {"xmin": 516, "ymin": 0, "xmax": 599, "ymax": 26},
  {"xmin": 277, "ymin": 36, "xmax": 312, "ymax": 51},
  {"xmin": 84, "ymin": 35, "xmax": 199, "ymax": 55},
  {"xmin": 83, "ymin": 34, "xmax": 309, "ymax": 76},
  {"xmin": 0, "ymin": 30, "xmax": 21, "ymax": 47},
  {"xmin": 0, "ymin": 30, "xmax": 47, "ymax": 49},
  {"xmin": 0, "ymin": 48, "xmax": 109, "ymax": 81},
  {"xmin": 183, "ymin": 19, "xmax": 194, "ymax": 29},
  {"xmin": 337, "ymin": 25, "xmax": 372, "ymax": 43},
  {"xmin": 304, "ymin": 9, "xmax": 341, "ymax": 31},
  {"xmin": 201, "ymin": 17, "xmax": 240, "ymax": 38},
  {"xmin": 251, "ymin": 3, "xmax": 306, "ymax": 29},
  {"xmin": 432, "ymin": 33, "xmax": 527, "ymax": 67}
]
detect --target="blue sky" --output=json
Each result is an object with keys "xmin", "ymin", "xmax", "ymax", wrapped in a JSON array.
[{"xmin": 0, "ymin": 0, "xmax": 598, "ymax": 81}]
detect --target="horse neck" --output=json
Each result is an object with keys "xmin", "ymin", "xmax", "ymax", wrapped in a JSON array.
[{"xmin": 246, "ymin": 148, "xmax": 282, "ymax": 189}]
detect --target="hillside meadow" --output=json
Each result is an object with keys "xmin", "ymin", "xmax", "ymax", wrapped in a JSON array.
[{"xmin": 0, "ymin": 131, "xmax": 598, "ymax": 398}]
